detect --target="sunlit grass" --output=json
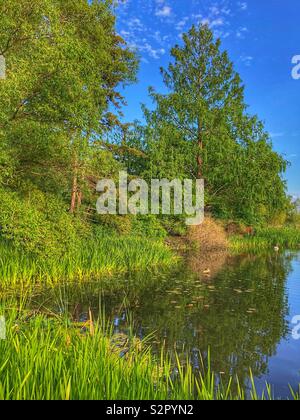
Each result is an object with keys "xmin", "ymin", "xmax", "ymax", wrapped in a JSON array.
[
  {"xmin": 0, "ymin": 313, "xmax": 297, "ymax": 400},
  {"xmin": 230, "ymin": 227, "xmax": 300, "ymax": 253},
  {"xmin": 0, "ymin": 237, "xmax": 176, "ymax": 289}
]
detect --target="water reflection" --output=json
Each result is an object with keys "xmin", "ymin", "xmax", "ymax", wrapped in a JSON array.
[{"xmin": 15, "ymin": 251, "xmax": 300, "ymax": 398}]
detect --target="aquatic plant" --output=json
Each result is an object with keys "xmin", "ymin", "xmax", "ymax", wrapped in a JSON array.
[
  {"xmin": 230, "ymin": 227, "xmax": 300, "ymax": 253},
  {"xmin": 0, "ymin": 236, "xmax": 176, "ymax": 289},
  {"xmin": 0, "ymin": 314, "xmax": 298, "ymax": 400}
]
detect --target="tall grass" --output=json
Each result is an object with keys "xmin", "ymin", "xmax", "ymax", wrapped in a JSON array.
[
  {"xmin": 230, "ymin": 227, "xmax": 300, "ymax": 253},
  {"xmin": 0, "ymin": 314, "xmax": 297, "ymax": 400},
  {"xmin": 0, "ymin": 236, "xmax": 176, "ymax": 289}
]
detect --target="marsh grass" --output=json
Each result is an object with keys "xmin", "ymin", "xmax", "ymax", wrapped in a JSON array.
[
  {"xmin": 0, "ymin": 313, "xmax": 297, "ymax": 401},
  {"xmin": 230, "ymin": 227, "xmax": 300, "ymax": 253},
  {"xmin": 0, "ymin": 236, "xmax": 176, "ymax": 289}
]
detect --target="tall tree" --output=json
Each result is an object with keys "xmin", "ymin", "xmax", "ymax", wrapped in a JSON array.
[
  {"xmin": 146, "ymin": 24, "xmax": 245, "ymax": 180},
  {"xmin": 0, "ymin": 0, "xmax": 137, "ymax": 211},
  {"xmin": 138, "ymin": 24, "xmax": 288, "ymax": 224}
]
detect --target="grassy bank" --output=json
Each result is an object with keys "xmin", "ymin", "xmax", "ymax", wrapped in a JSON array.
[
  {"xmin": 230, "ymin": 227, "xmax": 300, "ymax": 253},
  {"xmin": 0, "ymin": 314, "xmax": 298, "ymax": 400},
  {"xmin": 0, "ymin": 236, "xmax": 176, "ymax": 289}
]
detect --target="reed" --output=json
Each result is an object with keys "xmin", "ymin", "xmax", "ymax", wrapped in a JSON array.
[
  {"xmin": 0, "ymin": 313, "xmax": 297, "ymax": 400},
  {"xmin": 230, "ymin": 227, "xmax": 300, "ymax": 253},
  {"xmin": 0, "ymin": 236, "xmax": 176, "ymax": 289}
]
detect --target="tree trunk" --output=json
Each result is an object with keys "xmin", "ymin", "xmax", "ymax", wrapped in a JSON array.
[
  {"xmin": 77, "ymin": 190, "xmax": 82, "ymax": 211},
  {"xmin": 70, "ymin": 170, "xmax": 78, "ymax": 214},
  {"xmin": 70, "ymin": 151, "xmax": 78, "ymax": 213},
  {"xmin": 197, "ymin": 150, "xmax": 203, "ymax": 178},
  {"xmin": 197, "ymin": 116, "xmax": 203, "ymax": 178}
]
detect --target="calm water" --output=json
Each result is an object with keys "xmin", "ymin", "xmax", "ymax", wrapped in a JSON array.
[{"xmin": 25, "ymin": 251, "xmax": 300, "ymax": 399}]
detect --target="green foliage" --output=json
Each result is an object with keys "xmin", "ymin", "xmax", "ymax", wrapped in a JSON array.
[
  {"xmin": 131, "ymin": 24, "xmax": 289, "ymax": 225},
  {"xmin": 131, "ymin": 215, "xmax": 168, "ymax": 240},
  {"xmin": 0, "ymin": 3, "xmax": 294, "ymax": 282},
  {"xmin": 230, "ymin": 227, "xmax": 300, "ymax": 253},
  {"xmin": 0, "ymin": 312, "xmax": 295, "ymax": 400},
  {"xmin": 0, "ymin": 0, "xmax": 137, "ymax": 206},
  {"xmin": 0, "ymin": 188, "xmax": 90, "ymax": 257},
  {"xmin": 160, "ymin": 216, "xmax": 188, "ymax": 237},
  {"xmin": 96, "ymin": 214, "xmax": 133, "ymax": 235},
  {"xmin": 286, "ymin": 198, "xmax": 300, "ymax": 226},
  {"xmin": 0, "ymin": 233, "xmax": 175, "ymax": 288},
  {"xmin": 94, "ymin": 214, "xmax": 168, "ymax": 240}
]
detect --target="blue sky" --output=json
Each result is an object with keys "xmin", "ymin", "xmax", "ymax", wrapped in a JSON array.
[{"xmin": 115, "ymin": 0, "xmax": 300, "ymax": 197}]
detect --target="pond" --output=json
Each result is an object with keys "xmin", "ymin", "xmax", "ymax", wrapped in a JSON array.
[{"xmin": 18, "ymin": 250, "xmax": 300, "ymax": 399}]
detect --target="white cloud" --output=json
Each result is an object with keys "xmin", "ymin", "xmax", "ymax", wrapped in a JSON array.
[
  {"xmin": 127, "ymin": 39, "xmax": 166, "ymax": 60},
  {"xmin": 175, "ymin": 16, "xmax": 189, "ymax": 31},
  {"xmin": 240, "ymin": 55, "xmax": 253, "ymax": 66},
  {"xmin": 191, "ymin": 13, "xmax": 203, "ymax": 20},
  {"xmin": 189, "ymin": 2, "xmax": 231, "ymax": 35},
  {"xmin": 152, "ymin": 30, "xmax": 171, "ymax": 45},
  {"xmin": 117, "ymin": 0, "xmax": 252, "ymax": 62},
  {"xmin": 116, "ymin": 0, "xmax": 131, "ymax": 17},
  {"xmin": 236, "ymin": 26, "xmax": 248, "ymax": 38},
  {"xmin": 215, "ymin": 29, "xmax": 231, "ymax": 39},
  {"xmin": 141, "ymin": 43, "xmax": 166, "ymax": 59},
  {"xmin": 210, "ymin": 18, "xmax": 224, "ymax": 28},
  {"xmin": 128, "ymin": 18, "xmax": 145, "ymax": 32},
  {"xmin": 201, "ymin": 18, "xmax": 210, "ymax": 26},
  {"xmin": 120, "ymin": 30, "xmax": 131, "ymax": 37},
  {"xmin": 155, "ymin": 6, "xmax": 172, "ymax": 18},
  {"xmin": 270, "ymin": 132, "xmax": 285, "ymax": 138},
  {"xmin": 238, "ymin": 2, "xmax": 248, "ymax": 11},
  {"xmin": 209, "ymin": 6, "xmax": 221, "ymax": 16}
]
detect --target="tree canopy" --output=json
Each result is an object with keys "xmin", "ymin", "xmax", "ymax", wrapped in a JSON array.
[
  {"xmin": 132, "ymin": 25, "xmax": 289, "ymax": 224},
  {"xmin": 0, "ymin": 8, "xmax": 292, "ymax": 254},
  {"xmin": 0, "ymin": 0, "xmax": 137, "ymax": 202}
]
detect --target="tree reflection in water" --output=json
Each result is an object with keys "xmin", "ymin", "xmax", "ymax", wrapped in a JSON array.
[{"xmin": 23, "ymin": 251, "xmax": 293, "ymax": 395}]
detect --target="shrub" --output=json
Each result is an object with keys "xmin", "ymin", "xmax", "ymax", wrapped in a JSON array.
[
  {"xmin": 0, "ymin": 188, "xmax": 90, "ymax": 258},
  {"xmin": 160, "ymin": 216, "xmax": 188, "ymax": 237},
  {"xmin": 131, "ymin": 215, "xmax": 167, "ymax": 240},
  {"xmin": 96, "ymin": 214, "xmax": 133, "ymax": 235}
]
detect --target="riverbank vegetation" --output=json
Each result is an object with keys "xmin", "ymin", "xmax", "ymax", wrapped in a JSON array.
[
  {"xmin": 0, "ymin": 0, "xmax": 297, "ymax": 273},
  {"xmin": 0, "ymin": 312, "xmax": 298, "ymax": 400},
  {"xmin": 1, "ymin": 0, "xmax": 300, "ymax": 401},
  {"xmin": 0, "ymin": 236, "xmax": 175, "ymax": 289},
  {"xmin": 230, "ymin": 227, "xmax": 300, "ymax": 253}
]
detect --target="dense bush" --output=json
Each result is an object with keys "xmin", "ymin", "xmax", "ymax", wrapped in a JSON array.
[
  {"xmin": 131, "ymin": 215, "xmax": 167, "ymax": 240},
  {"xmin": 230, "ymin": 227, "xmax": 300, "ymax": 252},
  {"xmin": 0, "ymin": 188, "xmax": 91, "ymax": 258},
  {"xmin": 95, "ymin": 214, "xmax": 133, "ymax": 236},
  {"xmin": 95, "ymin": 214, "xmax": 167, "ymax": 240}
]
